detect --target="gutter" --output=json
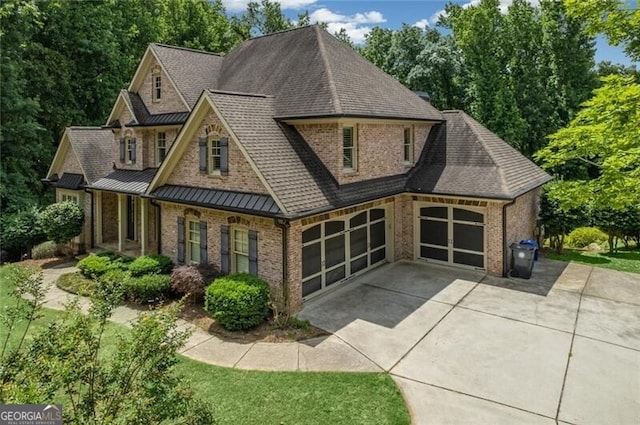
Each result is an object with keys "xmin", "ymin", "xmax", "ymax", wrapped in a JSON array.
[
  {"xmin": 274, "ymin": 218, "xmax": 290, "ymax": 314},
  {"xmin": 502, "ymin": 199, "xmax": 516, "ymax": 277}
]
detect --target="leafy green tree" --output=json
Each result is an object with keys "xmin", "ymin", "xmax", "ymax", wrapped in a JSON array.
[
  {"xmin": 536, "ymin": 75, "xmax": 640, "ymax": 210},
  {"xmin": 0, "ymin": 206, "xmax": 47, "ymax": 260},
  {"xmin": 538, "ymin": 185, "xmax": 586, "ymax": 252},
  {"xmin": 0, "ymin": 266, "xmax": 214, "ymax": 423},
  {"xmin": 565, "ymin": 0, "xmax": 639, "ymax": 61},
  {"xmin": 361, "ymin": 27, "xmax": 394, "ymax": 75},
  {"xmin": 596, "ymin": 61, "xmax": 640, "ymax": 81},
  {"xmin": 234, "ymin": 0, "xmax": 293, "ymax": 38},
  {"xmin": 39, "ymin": 201, "xmax": 85, "ymax": 244}
]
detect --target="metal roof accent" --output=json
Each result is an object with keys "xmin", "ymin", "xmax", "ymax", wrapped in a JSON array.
[
  {"xmin": 90, "ymin": 168, "xmax": 157, "ymax": 194},
  {"xmin": 152, "ymin": 185, "xmax": 282, "ymax": 216},
  {"xmin": 53, "ymin": 173, "xmax": 85, "ymax": 189}
]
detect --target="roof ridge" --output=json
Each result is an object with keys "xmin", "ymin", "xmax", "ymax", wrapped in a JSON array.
[
  {"xmin": 314, "ymin": 25, "xmax": 343, "ymax": 115},
  {"xmin": 208, "ymin": 89, "xmax": 272, "ymax": 98},
  {"xmin": 244, "ymin": 24, "xmax": 317, "ymax": 42},
  {"xmin": 150, "ymin": 43, "xmax": 223, "ymax": 56},
  {"xmin": 68, "ymin": 126, "xmax": 110, "ymax": 130}
]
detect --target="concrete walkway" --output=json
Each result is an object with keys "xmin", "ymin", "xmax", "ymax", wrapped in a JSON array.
[
  {"xmin": 40, "ymin": 264, "xmax": 380, "ymax": 372},
  {"xmin": 41, "ymin": 260, "xmax": 640, "ymax": 425}
]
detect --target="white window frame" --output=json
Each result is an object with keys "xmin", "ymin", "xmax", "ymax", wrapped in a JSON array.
[
  {"xmin": 58, "ymin": 190, "xmax": 80, "ymax": 204},
  {"xmin": 232, "ymin": 228, "xmax": 249, "ymax": 273},
  {"xmin": 126, "ymin": 137, "xmax": 135, "ymax": 164},
  {"xmin": 152, "ymin": 72, "xmax": 162, "ymax": 102},
  {"xmin": 342, "ymin": 125, "xmax": 357, "ymax": 171},
  {"xmin": 403, "ymin": 126, "xmax": 414, "ymax": 163},
  {"xmin": 208, "ymin": 135, "xmax": 221, "ymax": 175},
  {"xmin": 186, "ymin": 218, "xmax": 201, "ymax": 265},
  {"xmin": 156, "ymin": 131, "xmax": 167, "ymax": 165}
]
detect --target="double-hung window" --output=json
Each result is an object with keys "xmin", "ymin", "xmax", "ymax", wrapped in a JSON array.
[
  {"xmin": 232, "ymin": 228, "xmax": 249, "ymax": 273},
  {"xmin": 60, "ymin": 192, "xmax": 79, "ymax": 204},
  {"xmin": 403, "ymin": 126, "xmax": 414, "ymax": 163},
  {"xmin": 156, "ymin": 132, "xmax": 167, "ymax": 165},
  {"xmin": 343, "ymin": 126, "xmax": 356, "ymax": 170},
  {"xmin": 126, "ymin": 138, "xmax": 135, "ymax": 164},
  {"xmin": 209, "ymin": 137, "xmax": 221, "ymax": 174},
  {"xmin": 187, "ymin": 219, "xmax": 201, "ymax": 264},
  {"xmin": 153, "ymin": 74, "xmax": 162, "ymax": 101}
]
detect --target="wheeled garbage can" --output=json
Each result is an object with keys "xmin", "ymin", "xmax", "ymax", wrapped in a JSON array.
[
  {"xmin": 519, "ymin": 239, "xmax": 539, "ymax": 261},
  {"xmin": 509, "ymin": 243, "xmax": 536, "ymax": 279}
]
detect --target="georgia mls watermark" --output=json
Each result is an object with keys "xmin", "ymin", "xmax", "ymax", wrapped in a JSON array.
[{"xmin": 0, "ymin": 404, "xmax": 62, "ymax": 425}]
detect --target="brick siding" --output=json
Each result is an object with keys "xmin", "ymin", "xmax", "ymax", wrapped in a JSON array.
[{"xmin": 139, "ymin": 61, "xmax": 188, "ymax": 115}]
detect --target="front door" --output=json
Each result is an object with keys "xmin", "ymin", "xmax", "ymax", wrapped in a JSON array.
[{"xmin": 126, "ymin": 195, "xmax": 135, "ymax": 240}]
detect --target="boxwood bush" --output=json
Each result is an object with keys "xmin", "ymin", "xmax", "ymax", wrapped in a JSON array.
[
  {"xmin": 204, "ymin": 273, "xmax": 270, "ymax": 331},
  {"xmin": 77, "ymin": 253, "xmax": 118, "ymax": 278},
  {"xmin": 128, "ymin": 254, "xmax": 174, "ymax": 277},
  {"xmin": 122, "ymin": 274, "xmax": 171, "ymax": 303},
  {"xmin": 566, "ymin": 227, "xmax": 608, "ymax": 248}
]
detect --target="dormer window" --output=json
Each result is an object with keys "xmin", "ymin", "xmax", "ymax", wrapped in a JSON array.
[
  {"xmin": 403, "ymin": 126, "xmax": 414, "ymax": 163},
  {"xmin": 152, "ymin": 67, "xmax": 162, "ymax": 102},
  {"xmin": 343, "ymin": 126, "xmax": 357, "ymax": 171},
  {"xmin": 126, "ymin": 137, "xmax": 136, "ymax": 164},
  {"xmin": 156, "ymin": 131, "xmax": 167, "ymax": 165},
  {"xmin": 199, "ymin": 124, "xmax": 228, "ymax": 176},
  {"xmin": 209, "ymin": 135, "xmax": 221, "ymax": 174}
]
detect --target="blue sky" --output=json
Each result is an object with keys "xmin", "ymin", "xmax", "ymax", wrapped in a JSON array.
[{"xmin": 222, "ymin": 0, "xmax": 635, "ymax": 66}]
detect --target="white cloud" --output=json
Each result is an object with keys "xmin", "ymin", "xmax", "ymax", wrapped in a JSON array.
[
  {"xmin": 428, "ymin": 0, "xmax": 540, "ymax": 25},
  {"xmin": 222, "ymin": 0, "xmax": 317, "ymax": 13},
  {"xmin": 413, "ymin": 19, "xmax": 429, "ymax": 30},
  {"xmin": 309, "ymin": 7, "xmax": 386, "ymax": 44}
]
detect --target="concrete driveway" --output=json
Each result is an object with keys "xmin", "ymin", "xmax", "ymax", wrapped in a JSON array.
[{"xmin": 299, "ymin": 260, "xmax": 640, "ymax": 425}]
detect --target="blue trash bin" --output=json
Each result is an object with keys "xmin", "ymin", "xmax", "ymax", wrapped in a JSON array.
[{"xmin": 519, "ymin": 239, "xmax": 539, "ymax": 261}]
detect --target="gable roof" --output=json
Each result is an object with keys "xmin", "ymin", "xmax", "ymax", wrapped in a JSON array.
[
  {"xmin": 150, "ymin": 43, "xmax": 224, "ymax": 108},
  {"xmin": 215, "ymin": 26, "xmax": 442, "ymax": 121},
  {"xmin": 62, "ymin": 127, "xmax": 114, "ymax": 185},
  {"xmin": 51, "ymin": 173, "xmax": 85, "ymax": 190},
  {"xmin": 407, "ymin": 111, "xmax": 552, "ymax": 199}
]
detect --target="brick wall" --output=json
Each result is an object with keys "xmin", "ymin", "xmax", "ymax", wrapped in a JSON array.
[
  {"xmin": 394, "ymin": 194, "xmax": 413, "ymax": 261},
  {"xmin": 160, "ymin": 202, "xmax": 284, "ymax": 299},
  {"xmin": 295, "ymin": 122, "xmax": 432, "ymax": 185},
  {"xmin": 60, "ymin": 148, "xmax": 83, "ymax": 174},
  {"xmin": 138, "ymin": 61, "xmax": 188, "ymax": 115},
  {"xmin": 485, "ymin": 201, "xmax": 504, "ymax": 276},
  {"xmin": 165, "ymin": 110, "xmax": 269, "ymax": 194},
  {"xmin": 506, "ymin": 188, "xmax": 540, "ymax": 251},
  {"xmin": 142, "ymin": 127, "xmax": 179, "ymax": 168}
]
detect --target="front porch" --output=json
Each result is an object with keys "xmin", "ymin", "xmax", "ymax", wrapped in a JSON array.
[{"xmin": 93, "ymin": 191, "xmax": 159, "ymax": 257}]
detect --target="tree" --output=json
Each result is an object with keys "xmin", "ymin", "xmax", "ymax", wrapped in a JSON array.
[
  {"xmin": 565, "ymin": 0, "xmax": 639, "ymax": 61},
  {"xmin": 536, "ymin": 75, "xmax": 640, "ymax": 210},
  {"xmin": 0, "ymin": 206, "xmax": 47, "ymax": 260},
  {"xmin": 0, "ymin": 265, "xmax": 214, "ymax": 423},
  {"xmin": 39, "ymin": 201, "xmax": 85, "ymax": 244},
  {"xmin": 234, "ymin": 0, "xmax": 293, "ymax": 38},
  {"xmin": 538, "ymin": 185, "xmax": 586, "ymax": 252}
]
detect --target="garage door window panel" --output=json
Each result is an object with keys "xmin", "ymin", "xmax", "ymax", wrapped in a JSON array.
[
  {"xmin": 303, "ymin": 276, "xmax": 322, "ymax": 297},
  {"xmin": 303, "ymin": 225, "xmax": 321, "ymax": 243},
  {"xmin": 453, "ymin": 251, "xmax": 484, "ymax": 268},
  {"xmin": 421, "ymin": 219, "xmax": 448, "ymax": 247},
  {"xmin": 453, "ymin": 223, "xmax": 484, "ymax": 252},
  {"xmin": 453, "ymin": 208, "xmax": 483, "ymax": 223},
  {"xmin": 421, "ymin": 246, "xmax": 448, "ymax": 262},
  {"xmin": 302, "ymin": 243, "xmax": 322, "ymax": 278},
  {"xmin": 325, "ymin": 221, "xmax": 344, "ymax": 236},
  {"xmin": 350, "ymin": 256, "xmax": 368, "ymax": 274},
  {"xmin": 420, "ymin": 206, "xmax": 447, "ymax": 219},
  {"xmin": 326, "ymin": 266, "xmax": 346, "ymax": 286},
  {"xmin": 325, "ymin": 235, "xmax": 345, "ymax": 268},
  {"xmin": 370, "ymin": 221, "xmax": 386, "ymax": 249},
  {"xmin": 350, "ymin": 227, "xmax": 367, "ymax": 257}
]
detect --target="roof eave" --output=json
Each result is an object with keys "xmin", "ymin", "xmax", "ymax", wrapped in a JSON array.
[{"xmin": 278, "ymin": 113, "xmax": 444, "ymax": 123}]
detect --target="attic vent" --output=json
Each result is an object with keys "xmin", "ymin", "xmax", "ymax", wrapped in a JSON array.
[{"xmin": 414, "ymin": 91, "xmax": 431, "ymax": 103}]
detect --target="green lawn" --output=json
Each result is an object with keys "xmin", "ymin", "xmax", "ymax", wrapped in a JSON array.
[
  {"xmin": 544, "ymin": 246, "xmax": 640, "ymax": 274},
  {"xmin": 0, "ymin": 266, "xmax": 410, "ymax": 425}
]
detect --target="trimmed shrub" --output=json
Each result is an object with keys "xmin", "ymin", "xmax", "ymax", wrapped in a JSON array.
[
  {"xmin": 204, "ymin": 273, "xmax": 270, "ymax": 331},
  {"xmin": 566, "ymin": 227, "xmax": 608, "ymax": 248},
  {"xmin": 122, "ymin": 274, "xmax": 171, "ymax": 303},
  {"xmin": 0, "ymin": 206, "xmax": 47, "ymax": 260},
  {"xmin": 77, "ymin": 254, "xmax": 117, "ymax": 278},
  {"xmin": 57, "ymin": 272, "xmax": 96, "ymax": 296},
  {"xmin": 127, "ymin": 254, "xmax": 174, "ymax": 277},
  {"xmin": 39, "ymin": 201, "xmax": 84, "ymax": 244},
  {"xmin": 32, "ymin": 241, "xmax": 58, "ymax": 259}
]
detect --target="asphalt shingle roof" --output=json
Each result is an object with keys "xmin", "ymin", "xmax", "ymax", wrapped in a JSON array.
[
  {"xmin": 91, "ymin": 168, "xmax": 157, "ymax": 194},
  {"xmin": 150, "ymin": 43, "xmax": 223, "ymax": 108},
  {"xmin": 407, "ymin": 111, "xmax": 553, "ymax": 199},
  {"xmin": 216, "ymin": 26, "xmax": 442, "ymax": 121},
  {"xmin": 66, "ymin": 127, "xmax": 114, "ymax": 185},
  {"xmin": 152, "ymin": 185, "xmax": 281, "ymax": 216}
]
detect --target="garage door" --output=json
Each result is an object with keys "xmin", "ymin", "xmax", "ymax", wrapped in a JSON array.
[
  {"xmin": 417, "ymin": 205, "xmax": 485, "ymax": 269},
  {"xmin": 302, "ymin": 208, "xmax": 387, "ymax": 298}
]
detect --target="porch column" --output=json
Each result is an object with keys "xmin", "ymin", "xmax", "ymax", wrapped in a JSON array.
[
  {"xmin": 117, "ymin": 193, "xmax": 126, "ymax": 252},
  {"xmin": 95, "ymin": 191, "xmax": 103, "ymax": 245},
  {"xmin": 140, "ymin": 197, "xmax": 149, "ymax": 255}
]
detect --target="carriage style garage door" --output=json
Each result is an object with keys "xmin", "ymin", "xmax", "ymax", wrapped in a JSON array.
[
  {"xmin": 302, "ymin": 207, "xmax": 388, "ymax": 298},
  {"xmin": 416, "ymin": 204, "xmax": 486, "ymax": 270}
]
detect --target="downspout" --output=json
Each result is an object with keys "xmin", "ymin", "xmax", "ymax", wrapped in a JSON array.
[
  {"xmin": 84, "ymin": 188, "xmax": 94, "ymax": 249},
  {"xmin": 274, "ymin": 217, "xmax": 290, "ymax": 314},
  {"xmin": 150, "ymin": 198, "xmax": 162, "ymax": 254},
  {"xmin": 502, "ymin": 199, "xmax": 516, "ymax": 277}
]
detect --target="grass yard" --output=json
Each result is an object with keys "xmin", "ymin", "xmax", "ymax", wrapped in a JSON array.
[
  {"xmin": 544, "ymin": 246, "xmax": 640, "ymax": 274},
  {"xmin": 0, "ymin": 265, "xmax": 410, "ymax": 425}
]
